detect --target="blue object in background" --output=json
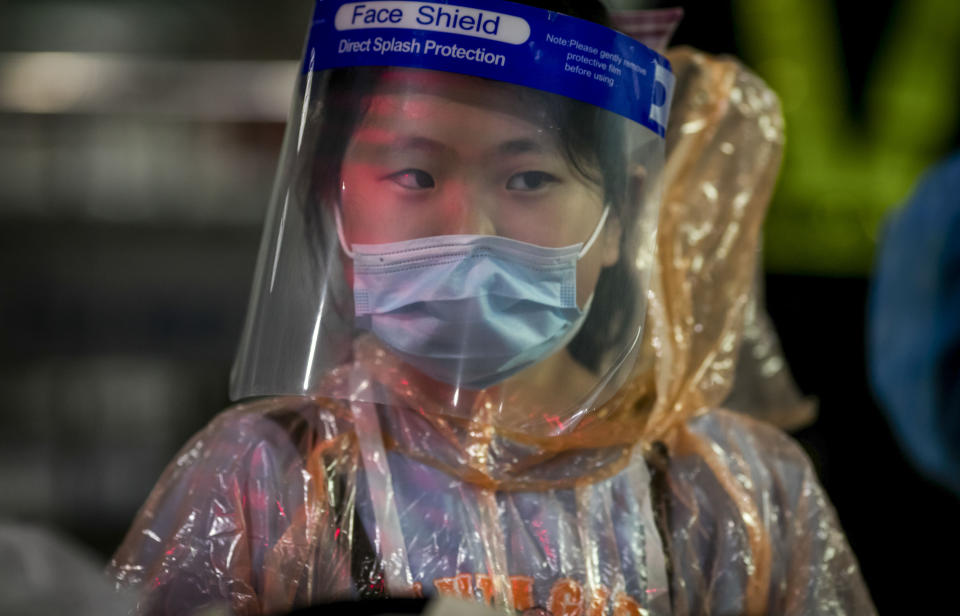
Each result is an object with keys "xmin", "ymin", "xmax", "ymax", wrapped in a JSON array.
[{"xmin": 869, "ymin": 152, "xmax": 960, "ymax": 496}]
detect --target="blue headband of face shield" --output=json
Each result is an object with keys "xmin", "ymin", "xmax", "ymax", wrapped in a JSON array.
[{"xmin": 335, "ymin": 206, "xmax": 610, "ymax": 389}]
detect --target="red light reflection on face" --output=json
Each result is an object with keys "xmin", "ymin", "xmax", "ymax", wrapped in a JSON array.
[{"xmin": 337, "ymin": 69, "xmax": 607, "ymax": 251}]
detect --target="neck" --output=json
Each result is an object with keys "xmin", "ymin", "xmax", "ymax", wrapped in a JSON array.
[{"xmin": 398, "ymin": 348, "xmax": 596, "ymax": 429}]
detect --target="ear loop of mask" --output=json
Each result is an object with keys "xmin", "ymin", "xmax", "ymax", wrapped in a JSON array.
[
  {"xmin": 334, "ymin": 202, "xmax": 356, "ymax": 260},
  {"xmin": 334, "ymin": 202, "xmax": 611, "ymax": 261},
  {"xmin": 578, "ymin": 204, "xmax": 611, "ymax": 259}
]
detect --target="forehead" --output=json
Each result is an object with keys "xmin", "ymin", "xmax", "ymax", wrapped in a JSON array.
[{"xmin": 360, "ymin": 68, "xmax": 557, "ymax": 136}]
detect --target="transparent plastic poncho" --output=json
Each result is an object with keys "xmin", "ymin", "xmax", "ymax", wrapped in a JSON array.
[{"xmin": 109, "ymin": 3, "xmax": 875, "ymax": 615}]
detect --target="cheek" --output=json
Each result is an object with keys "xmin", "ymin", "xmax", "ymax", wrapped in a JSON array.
[
  {"xmin": 341, "ymin": 259, "xmax": 356, "ymax": 290},
  {"xmin": 340, "ymin": 164, "xmax": 399, "ymax": 244}
]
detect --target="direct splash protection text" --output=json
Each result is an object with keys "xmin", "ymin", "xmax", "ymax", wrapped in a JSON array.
[{"xmin": 338, "ymin": 36, "xmax": 507, "ymax": 66}]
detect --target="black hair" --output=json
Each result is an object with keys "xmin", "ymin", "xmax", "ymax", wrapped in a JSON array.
[{"xmin": 302, "ymin": 0, "xmax": 638, "ymax": 372}]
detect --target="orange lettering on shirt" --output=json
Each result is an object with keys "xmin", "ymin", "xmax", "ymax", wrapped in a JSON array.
[
  {"xmin": 586, "ymin": 586, "xmax": 611, "ymax": 616},
  {"xmin": 412, "ymin": 582, "xmax": 424, "ymax": 599},
  {"xmin": 434, "ymin": 573, "xmax": 473, "ymax": 599},
  {"xmin": 612, "ymin": 592, "xmax": 645, "ymax": 616},
  {"xmin": 475, "ymin": 574, "xmax": 495, "ymax": 605},
  {"xmin": 510, "ymin": 576, "xmax": 535, "ymax": 611},
  {"xmin": 547, "ymin": 578, "xmax": 584, "ymax": 616}
]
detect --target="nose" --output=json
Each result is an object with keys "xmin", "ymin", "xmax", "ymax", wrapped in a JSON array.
[
  {"xmin": 462, "ymin": 204, "xmax": 496, "ymax": 236},
  {"xmin": 444, "ymin": 181, "xmax": 496, "ymax": 236}
]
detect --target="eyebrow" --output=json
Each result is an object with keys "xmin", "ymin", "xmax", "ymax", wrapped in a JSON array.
[
  {"xmin": 389, "ymin": 135, "xmax": 450, "ymax": 154},
  {"xmin": 357, "ymin": 133, "xmax": 549, "ymax": 158},
  {"xmin": 497, "ymin": 138, "xmax": 545, "ymax": 156}
]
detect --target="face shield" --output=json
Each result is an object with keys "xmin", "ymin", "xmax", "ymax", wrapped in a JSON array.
[{"xmin": 231, "ymin": 0, "xmax": 674, "ymax": 439}]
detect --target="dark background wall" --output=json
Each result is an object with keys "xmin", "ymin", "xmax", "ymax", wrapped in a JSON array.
[{"xmin": 1, "ymin": 1, "xmax": 957, "ymax": 613}]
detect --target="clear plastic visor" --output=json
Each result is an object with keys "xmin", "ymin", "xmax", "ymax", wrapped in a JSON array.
[{"xmin": 231, "ymin": 65, "xmax": 665, "ymax": 437}]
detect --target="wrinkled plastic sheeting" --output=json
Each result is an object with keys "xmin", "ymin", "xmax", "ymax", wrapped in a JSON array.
[
  {"xmin": 109, "ymin": 398, "xmax": 671, "ymax": 614},
  {"xmin": 659, "ymin": 48, "xmax": 816, "ymax": 433},
  {"xmin": 723, "ymin": 262, "xmax": 817, "ymax": 431},
  {"xmin": 636, "ymin": 47, "xmax": 874, "ymax": 613},
  {"xmin": 108, "ymin": 397, "xmax": 874, "ymax": 615}
]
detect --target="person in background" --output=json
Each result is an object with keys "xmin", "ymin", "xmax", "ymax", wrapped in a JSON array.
[{"xmin": 869, "ymin": 151, "xmax": 960, "ymax": 497}]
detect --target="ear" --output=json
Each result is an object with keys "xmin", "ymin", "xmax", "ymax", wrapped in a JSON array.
[
  {"xmin": 602, "ymin": 209, "xmax": 622, "ymax": 267},
  {"xmin": 603, "ymin": 164, "xmax": 649, "ymax": 267},
  {"xmin": 628, "ymin": 163, "xmax": 647, "ymax": 207}
]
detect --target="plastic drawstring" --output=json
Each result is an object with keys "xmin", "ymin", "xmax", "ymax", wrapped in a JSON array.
[
  {"xmin": 348, "ymin": 369, "xmax": 414, "ymax": 595},
  {"xmin": 629, "ymin": 448, "xmax": 672, "ymax": 615}
]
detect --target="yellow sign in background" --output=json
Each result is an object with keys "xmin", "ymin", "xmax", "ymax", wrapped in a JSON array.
[{"xmin": 735, "ymin": 0, "xmax": 960, "ymax": 274}]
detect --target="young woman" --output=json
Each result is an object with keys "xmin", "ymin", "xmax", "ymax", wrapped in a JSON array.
[{"xmin": 109, "ymin": 2, "xmax": 875, "ymax": 614}]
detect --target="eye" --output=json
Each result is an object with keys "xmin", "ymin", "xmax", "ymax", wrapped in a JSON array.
[
  {"xmin": 388, "ymin": 169, "xmax": 435, "ymax": 190},
  {"xmin": 506, "ymin": 171, "xmax": 558, "ymax": 191}
]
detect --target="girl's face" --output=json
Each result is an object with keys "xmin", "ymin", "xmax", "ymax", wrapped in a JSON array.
[{"xmin": 338, "ymin": 69, "xmax": 620, "ymax": 308}]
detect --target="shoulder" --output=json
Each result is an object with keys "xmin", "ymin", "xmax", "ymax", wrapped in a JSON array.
[
  {"xmin": 172, "ymin": 396, "xmax": 354, "ymax": 472},
  {"xmin": 683, "ymin": 408, "xmax": 815, "ymax": 480},
  {"xmin": 109, "ymin": 397, "xmax": 354, "ymax": 589},
  {"xmin": 661, "ymin": 409, "xmax": 875, "ymax": 614},
  {"xmin": 667, "ymin": 409, "xmax": 822, "ymax": 529}
]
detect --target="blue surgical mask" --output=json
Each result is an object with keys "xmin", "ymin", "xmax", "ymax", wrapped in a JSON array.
[{"xmin": 336, "ymin": 208, "xmax": 609, "ymax": 389}]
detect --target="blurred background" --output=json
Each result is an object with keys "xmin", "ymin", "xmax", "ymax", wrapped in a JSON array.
[{"xmin": 1, "ymin": 0, "xmax": 957, "ymax": 612}]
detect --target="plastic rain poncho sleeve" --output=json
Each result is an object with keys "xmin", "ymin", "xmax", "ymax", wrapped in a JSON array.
[{"xmin": 108, "ymin": 48, "xmax": 876, "ymax": 615}]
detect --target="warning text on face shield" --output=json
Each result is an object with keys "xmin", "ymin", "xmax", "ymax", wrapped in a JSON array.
[
  {"xmin": 545, "ymin": 32, "xmax": 645, "ymax": 90},
  {"xmin": 335, "ymin": 2, "xmax": 531, "ymax": 45},
  {"xmin": 338, "ymin": 36, "xmax": 507, "ymax": 66}
]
